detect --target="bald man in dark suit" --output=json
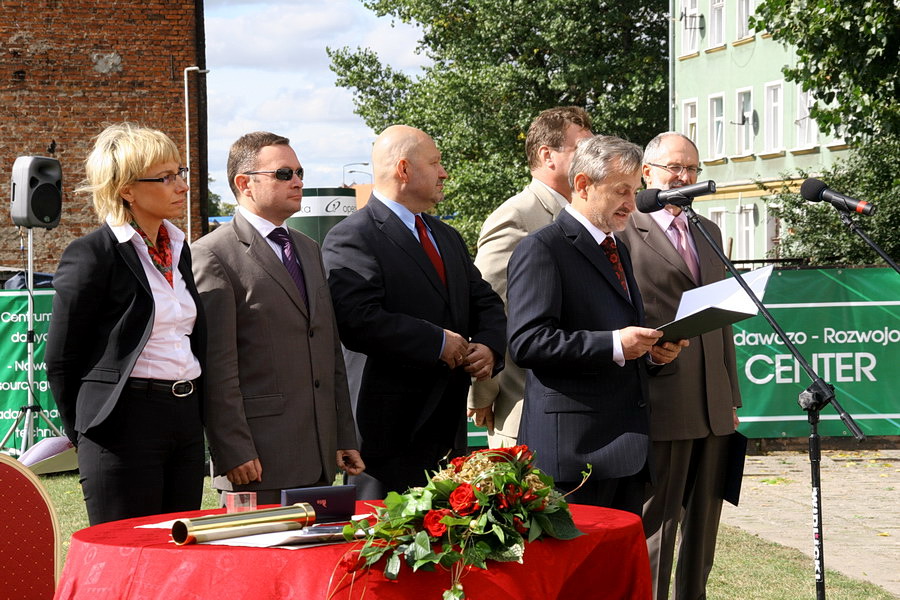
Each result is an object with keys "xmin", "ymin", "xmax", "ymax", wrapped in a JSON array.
[{"xmin": 323, "ymin": 125, "xmax": 506, "ymax": 498}]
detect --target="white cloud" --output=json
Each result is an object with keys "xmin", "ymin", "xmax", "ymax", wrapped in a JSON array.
[{"xmin": 203, "ymin": 0, "xmax": 427, "ymax": 201}]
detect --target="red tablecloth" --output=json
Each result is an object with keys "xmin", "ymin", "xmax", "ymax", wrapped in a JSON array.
[{"xmin": 55, "ymin": 502, "xmax": 650, "ymax": 599}]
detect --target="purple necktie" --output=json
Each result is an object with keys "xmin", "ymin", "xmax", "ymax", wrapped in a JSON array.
[
  {"xmin": 671, "ymin": 219, "xmax": 701, "ymax": 284},
  {"xmin": 267, "ymin": 228, "xmax": 308, "ymax": 307}
]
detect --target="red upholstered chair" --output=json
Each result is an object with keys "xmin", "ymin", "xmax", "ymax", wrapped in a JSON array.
[{"xmin": 0, "ymin": 452, "xmax": 61, "ymax": 599}]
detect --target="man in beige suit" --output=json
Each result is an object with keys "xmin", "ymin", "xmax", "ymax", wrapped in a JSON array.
[
  {"xmin": 192, "ymin": 132, "xmax": 364, "ymax": 505},
  {"xmin": 468, "ymin": 107, "xmax": 592, "ymax": 447},
  {"xmin": 618, "ymin": 132, "xmax": 741, "ymax": 599}
]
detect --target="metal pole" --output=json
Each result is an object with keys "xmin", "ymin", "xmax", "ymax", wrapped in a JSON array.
[{"xmin": 184, "ymin": 66, "xmax": 209, "ymax": 244}]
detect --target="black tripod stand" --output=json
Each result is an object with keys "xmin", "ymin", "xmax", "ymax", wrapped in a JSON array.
[
  {"xmin": 678, "ymin": 202, "xmax": 865, "ymax": 600},
  {"xmin": 0, "ymin": 228, "xmax": 64, "ymax": 457}
]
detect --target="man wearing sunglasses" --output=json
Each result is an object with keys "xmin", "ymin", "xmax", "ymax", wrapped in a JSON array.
[
  {"xmin": 618, "ymin": 132, "xmax": 742, "ymax": 600},
  {"xmin": 192, "ymin": 131, "xmax": 364, "ymax": 505},
  {"xmin": 322, "ymin": 125, "xmax": 506, "ymax": 499}
]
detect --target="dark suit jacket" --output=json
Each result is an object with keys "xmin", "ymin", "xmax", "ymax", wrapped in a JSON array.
[
  {"xmin": 46, "ymin": 224, "xmax": 206, "ymax": 445},
  {"xmin": 507, "ymin": 209, "xmax": 650, "ymax": 482},
  {"xmin": 322, "ymin": 197, "xmax": 506, "ymax": 469},
  {"xmin": 618, "ymin": 212, "xmax": 741, "ymax": 441},
  {"xmin": 191, "ymin": 211, "xmax": 357, "ymax": 492}
]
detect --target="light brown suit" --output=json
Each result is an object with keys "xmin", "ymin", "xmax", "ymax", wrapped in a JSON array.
[
  {"xmin": 468, "ymin": 179, "xmax": 563, "ymax": 446},
  {"xmin": 618, "ymin": 210, "xmax": 741, "ymax": 600},
  {"xmin": 192, "ymin": 211, "xmax": 357, "ymax": 497}
]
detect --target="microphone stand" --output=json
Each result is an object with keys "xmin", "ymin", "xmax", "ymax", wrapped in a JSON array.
[
  {"xmin": 834, "ymin": 210, "xmax": 900, "ymax": 275},
  {"xmin": 674, "ymin": 198, "xmax": 865, "ymax": 600}
]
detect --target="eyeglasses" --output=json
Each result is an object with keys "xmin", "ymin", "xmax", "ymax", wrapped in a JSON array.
[
  {"xmin": 136, "ymin": 167, "xmax": 189, "ymax": 185},
  {"xmin": 648, "ymin": 163, "xmax": 703, "ymax": 176},
  {"xmin": 242, "ymin": 167, "xmax": 304, "ymax": 181}
]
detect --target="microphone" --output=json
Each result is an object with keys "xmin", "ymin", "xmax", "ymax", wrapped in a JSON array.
[
  {"xmin": 636, "ymin": 180, "xmax": 717, "ymax": 213},
  {"xmin": 800, "ymin": 178, "xmax": 875, "ymax": 216}
]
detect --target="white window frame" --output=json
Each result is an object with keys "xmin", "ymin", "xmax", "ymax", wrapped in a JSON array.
[
  {"xmin": 683, "ymin": 99, "xmax": 699, "ymax": 143},
  {"xmin": 709, "ymin": 207, "xmax": 728, "ymax": 247},
  {"xmin": 708, "ymin": 0, "xmax": 725, "ymax": 48},
  {"xmin": 764, "ymin": 81, "xmax": 783, "ymax": 152},
  {"xmin": 708, "ymin": 94, "xmax": 725, "ymax": 159},
  {"xmin": 735, "ymin": 87, "xmax": 753, "ymax": 155},
  {"xmin": 737, "ymin": 0, "xmax": 755, "ymax": 39},
  {"xmin": 736, "ymin": 204, "xmax": 756, "ymax": 259},
  {"xmin": 682, "ymin": 0, "xmax": 700, "ymax": 55},
  {"xmin": 795, "ymin": 87, "xmax": 818, "ymax": 148}
]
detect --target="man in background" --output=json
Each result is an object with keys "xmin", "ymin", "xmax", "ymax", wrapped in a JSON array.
[
  {"xmin": 323, "ymin": 125, "xmax": 506, "ymax": 498},
  {"xmin": 468, "ymin": 106, "xmax": 593, "ymax": 447},
  {"xmin": 192, "ymin": 131, "xmax": 363, "ymax": 505},
  {"xmin": 507, "ymin": 135, "xmax": 685, "ymax": 514},
  {"xmin": 618, "ymin": 131, "xmax": 741, "ymax": 599}
]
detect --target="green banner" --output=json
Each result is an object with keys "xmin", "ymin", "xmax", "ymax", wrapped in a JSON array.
[
  {"xmin": 0, "ymin": 291, "xmax": 58, "ymax": 452},
  {"xmin": 733, "ymin": 267, "xmax": 900, "ymax": 438}
]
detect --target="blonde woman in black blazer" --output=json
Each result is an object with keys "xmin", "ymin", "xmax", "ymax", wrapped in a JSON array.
[{"xmin": 46, "ymin": 123, "xmax": 206, "ymax": 525}]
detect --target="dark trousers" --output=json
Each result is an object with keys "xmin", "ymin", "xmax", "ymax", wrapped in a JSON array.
[
  {"xmin": 558, "ymin": 464, "xmax": 649, "ymax": 516},
  {"xmin": 77, "ymin": 383, "xmax": 204, "ymax": 525}
]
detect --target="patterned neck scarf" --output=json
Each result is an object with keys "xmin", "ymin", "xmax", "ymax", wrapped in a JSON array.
[{"xmin": 132, "ymin": 222, "xmax": 174, "ymax": 287}]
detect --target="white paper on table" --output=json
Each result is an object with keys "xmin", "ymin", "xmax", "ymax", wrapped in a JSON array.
[{"xmin": 657, "ymin": 265, "xmax": 773, "ymax": 343}]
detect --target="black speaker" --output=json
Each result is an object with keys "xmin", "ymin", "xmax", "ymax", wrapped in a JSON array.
[{"xmin": 11, "ymin": 156, "xmax": 62, "ymax": 229}]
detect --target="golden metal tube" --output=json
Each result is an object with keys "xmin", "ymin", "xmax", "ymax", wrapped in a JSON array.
[{"xmin": 172, "ymin": 502, "xmax": 316, "ymax": 545}]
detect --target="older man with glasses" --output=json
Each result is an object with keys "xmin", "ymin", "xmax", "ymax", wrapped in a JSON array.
[
  {"xmin": 192, "ymin": 131, "xmax": 365, "ymax": 505},
  {"xmin": 618, "ymin": 132, "xmax": 742, "ymax": 600}
]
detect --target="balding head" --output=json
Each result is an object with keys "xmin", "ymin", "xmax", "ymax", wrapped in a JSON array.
[{"xmin": 372, "ymin": 125, "xmax": 448, "ymax": 213}]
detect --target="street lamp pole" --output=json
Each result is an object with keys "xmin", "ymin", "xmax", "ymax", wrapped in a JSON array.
[
  {"xmin": 342, "ymin": 162, "xmax": 369, "ymax": 186},
  {"xmin": 346, "ymin": 169, "xmax": 373, "ymax": 185},
  {"xmin": 184, "ymin": 65, "xmax": 209, "ymax": 243}
]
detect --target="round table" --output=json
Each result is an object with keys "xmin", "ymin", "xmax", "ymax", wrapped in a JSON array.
[{"xmin": 54, "ymin": 502, "xmax": 651, "ymax": 599}]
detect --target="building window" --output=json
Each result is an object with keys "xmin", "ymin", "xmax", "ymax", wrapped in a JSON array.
[
  {"xmin": 796, "ymin": 88, "xmax": 818, "ymax": 148},
  {"xmin": 736, "ymin": 88, "xmax": 753, "ymax": 155},
  {"xmin": 682, "ymin": 0, "xmax": 700, "ymax": 55},
  {"xmin": 736, "ymin": 204, "xmax": 756, "ymax": 259},
  {"xmin": 764, "ymin": 82, "xmax": 783, "ymax": 152},
  {"xmin": 709, "ymin": 0, "xmax": 725, "ymax": 47},
  {"xmin": 737, "ymin": 0, "xmax": 754, "ymax": 39},
  {"xmin": 709, "ymin": 95, "xmax": 725, "ymax": 158},
  {"xmin": 683, "ymin": 100, "xmax": 698, "ymax": 143},
  {"xmin": 709, "ymin": 208, "xmax": 727, "ymax": 247}
]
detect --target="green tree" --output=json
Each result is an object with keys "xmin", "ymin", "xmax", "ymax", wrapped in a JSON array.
[
  {"xmin": 764, "ymin": 135, "xmax": 900, "ymax": 265},
  {"xmin": 329, "ymin": 0, "xmax": 668, "ymax": 245},
  {"xmin": 751, "ymin": 0, "xmax": 900, "ymax": 140},
  {"xmin": 208, "ymin": 177, "xmax": 235, "ymax": 217}
]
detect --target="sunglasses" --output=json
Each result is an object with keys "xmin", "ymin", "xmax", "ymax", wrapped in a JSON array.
[{"xmin": 242, "ymin": 167, "xmax": 304, "ymax": 181}]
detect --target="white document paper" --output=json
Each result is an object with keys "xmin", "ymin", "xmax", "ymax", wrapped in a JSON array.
[{"xmin": 657, "ymin": 265, "xmax": 773, "ymax": 343}]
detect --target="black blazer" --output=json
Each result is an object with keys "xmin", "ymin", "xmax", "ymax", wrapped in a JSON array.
[
  {"xmin": 46, "ymin": 224, "xmax": 206, "ymax": 445},
  {"xmin": 322, "ymin": 197, "xmax": 506, "ymax": 457},
  {"xmin": 507, "ymin": 209, "xmax": 650, "ymax": 482}
]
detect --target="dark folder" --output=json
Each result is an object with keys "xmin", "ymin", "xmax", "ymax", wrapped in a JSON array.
[
  {"xmin": 280, "ymin": 484, "xmax": 357, "ymax": 522},
  {"xmin": 722, "ymin": 431, "xmax": 748, "ymax": 506}
]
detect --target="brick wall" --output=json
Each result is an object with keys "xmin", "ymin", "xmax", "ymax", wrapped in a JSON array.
[{"xmin": 0, "ymin": 0, "xmax": 206, "ymax": 274}]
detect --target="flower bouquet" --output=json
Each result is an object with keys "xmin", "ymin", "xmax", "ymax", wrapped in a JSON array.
[{"xmin": 336, "ymin": 445, "xmax": 586, "ymax": 599}]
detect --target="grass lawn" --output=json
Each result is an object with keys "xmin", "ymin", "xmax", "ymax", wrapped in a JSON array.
[{"xmin": 40, "ymin": 472, "xmax": 895, "ymax": 599}]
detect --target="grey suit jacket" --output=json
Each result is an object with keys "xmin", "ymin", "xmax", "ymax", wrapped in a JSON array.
[
  {"xmin": 191, "ymin": 211, "xmax": 357, "ymax": 492},
  {"xmin": 618, "ymin": 211, "xmax": 741, "ymax": 441},
  {"xmin": 468, "ymin": 179, "xmax": 563, "ymax": 442}
]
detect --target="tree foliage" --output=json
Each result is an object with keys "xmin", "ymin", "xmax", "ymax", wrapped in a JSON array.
[
  {"xmin": 329, "ymin": 0, "xmax": 668, "ymax": 245},
  {"xmin": 752, "ymin": 0, "xmax": 900, "ymax": 140},
  {"xmin": 764, "ymin": 134, "xmax": 900, "ymax": 266},
  {"xmin": 208, "ymin": 177, "xmax": 235, "ymax": 217}
]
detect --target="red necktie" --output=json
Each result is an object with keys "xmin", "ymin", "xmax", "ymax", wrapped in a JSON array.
[
  {"xmin": 415, "ymin": 215, "xmax": 446, "ymax": 285},
  {"xmin": 600, "ymin": 236, "xmax": 628, "ymax": 293}
]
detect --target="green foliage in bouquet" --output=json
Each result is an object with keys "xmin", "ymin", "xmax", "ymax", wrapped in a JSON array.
[{"xmin": 339, "ymin": 445, "xmax": 586, "ymax": 599}]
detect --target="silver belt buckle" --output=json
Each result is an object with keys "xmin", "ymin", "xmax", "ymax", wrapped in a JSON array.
[{"xmin": 171, "ymin": 380, "xmax": 194, "ymax": 398}]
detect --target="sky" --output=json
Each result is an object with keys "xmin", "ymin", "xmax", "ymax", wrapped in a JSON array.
[{"xmin": 203, "ymin": 0, "xmax": 428, "ymax": 203}]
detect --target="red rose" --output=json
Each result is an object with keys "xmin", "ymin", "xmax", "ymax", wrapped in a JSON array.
[
  {"xmin": 450, "ymin": 456, "xmax": 466, "ymax": 472},
  {"xmin": 423, "ymin": 508, "xmax": 452, "ymax": 537},
  {"xmin": 449, "ymin": 483, "xmax": 479, "ymax": 516},
  {"xmin": 513, "ymin": 516, "xmax": 528, "ymax": 534}
]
